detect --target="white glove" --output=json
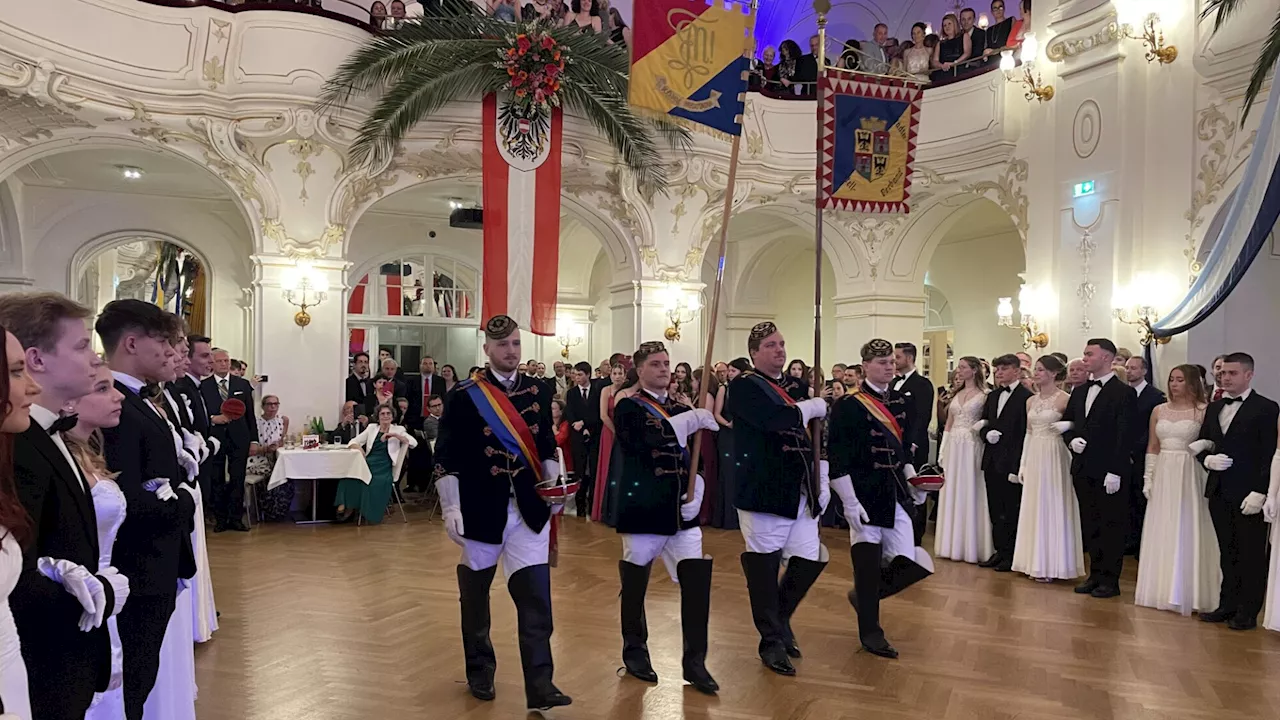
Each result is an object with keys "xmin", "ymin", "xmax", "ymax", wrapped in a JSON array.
[
  {"xmin": 830, "ymin": 474, "xmax": 870, "ymax": 529},
  {"xmin": 681, "ymin": 474, "xmax": 705, "ymax": 521},
  {"xmin": 541, "ymin": 459, "xmax": 561, "ymax": 482},
  {"xmin": 1143, "ymin": 453, "xmax": 1157, "ymax": 500},
  {"xmin": 1008, "ymin": 473, "xmax": 1021, "ymax": 485},
  {"xmin": 436, "ymin": 474, "xmax": 465, "ymax": 544},
  {"xmin": 144, "ymin": 478, "xmax": 177, "ymax": 502},
  {"xmin": 177, "ymin": 449, "xmax": 199, "ymax": 483},
  {"xmin": 1069, "ymin": 437, "xmax": 1088, "ymax": 454},
  {"xmin": 1103, "ymin": 473, "xmax": 1121, "ymax": 495},
  {"xmin": 1205, "ymin": 454, "xmax": 1234, "ymax": 472},
  {"xmin": 795, "ymin": 397, "xmax": 828, "ymax": 426},
  {"xmin": 1265, "ymin": 451, "xmax": 1280, "ymax": 522},
  {"xmin": 974, "ymin": 420, "xmax": 989, "ymax": 432},
  {"xmin": 1241, "ymin": 491, "xmax": 1267, "ymax": 515},
  {"xmin": 695, "ymin": 409, "xmax": 719, "ymax": 432},
  {"xmin": 1050, "ymin": 421, "xmax": 1073, "ymax": 435},
  {"xmin": 97, "ymin": 566, "xmax": 129, "ymax": 618},
  {"xmin": 1188, "ymin": 439, "xmax": 1214, "ymax": 455},
  {"xmin": 36, "ymin": 558, "xmax": 103, "ymax": 624},
  {"xmin": 909, "ymin": 484, "xmax": 927, "ymax": 505},
  {"xmin": 903, "ymin": 464, "xmax": 917, "ymax": 480},
  {"xmin": 817, "ymin": 460, "xmax": 831, "ymax": 513},
  {"xmin": 208, "ymin": 436, "xmax": 222, "ymax": 456},
  {"xmin": 664, "ymin": 408, "xmax": 717, "ymax": 448},
  {"xmin": 181, "ymin": 428, "xmax": 207, "ymax": 464},
  {"xmin": 985, "ymin": 430, "xmax": 1002, "ymax": 444}
]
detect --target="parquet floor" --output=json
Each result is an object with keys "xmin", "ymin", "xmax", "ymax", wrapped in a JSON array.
[{"xmin": 196, "ymin": 511, "xmax": 1280, "ymax": 720}]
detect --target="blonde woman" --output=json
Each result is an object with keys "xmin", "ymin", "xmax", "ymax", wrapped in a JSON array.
[{"xmin": 934, "ymin": 356, "xmax": 992, "ymax": 563}]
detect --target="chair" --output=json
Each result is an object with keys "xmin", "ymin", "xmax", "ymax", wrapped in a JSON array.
[
  {"xmin": 357, "ymin": 437, "xmax": 410, "ymax": 526},
  {"xmin": 244, "ymin": 473, "xmax": 267, "ymax": 527}
]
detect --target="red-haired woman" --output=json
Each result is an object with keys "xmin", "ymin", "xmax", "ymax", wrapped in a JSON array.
[{"xmin": 1, "ymin": 323, "xmax": 38, "ymax": 718}]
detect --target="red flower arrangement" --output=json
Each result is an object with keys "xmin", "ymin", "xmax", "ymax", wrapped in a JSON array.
[{"xmin": 496, "ymin": 28, "xmax": 568, "ymax": 112}]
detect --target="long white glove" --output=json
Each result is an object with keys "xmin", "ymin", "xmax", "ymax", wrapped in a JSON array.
[
  {"xmin": 1241, "ymin": 491, "xmax": 1267, "ymax": 515},
  {"xmin": 177, "ymin": 449, "xmax": 199, "ymax": 484},
  {"xmin": 664, "ymin": 408, "xmax": 718, "ymax": 448},
  {"xmin": 1050, "ymin": 421, "xmax": 1073, "ymax": 435},
  {"xmin": 795, "ymin": 397, "xmax": 828, "ymax": 426},
  {"xmin": 144, "ymin": 478, "xmax": 177, "ymax": 502},
  {"xmin": 97, "ymin": 566, "xmax": 129, "ymax": 618},
  {"xmin": 681, "ymin": 474, "xmax": 705, "ymax": 521},
  {"xmin": 436, "ymin": 474, "xmax": 465, "ymax": 544},
  {"xmin": 181, "ymin": 428, "xmax": 207, "ymax": 464},
  {"xmin": 830, "ymin": 474, "xmax": 870, "ymax": 529},
  {"xmin": 937, "ymin": 433, "xmax": 949, "ymax": 467},
  {"xmin": 974, "ymin": 419, "xmax": 989, "ymax": 432},
  {"xmin": 1188, "ymin": 439, "xmax": 1215, "ymax": 456},
  {"xmin": 1069, "ymin": 437, "xmax": 1088, "ymax": 454},
  {"xmin": 1205, "ymin": 454, "xmax": 1234, "ymax": 472},
  {"xmin": 1103, "ymin": 473, "xmax": 1121, "ymax": 495},
  {"xmin": 1142, "ymin": 453, "xmax": 1157, "ymax": 500},
  {"xmin": 208, "ymin": 436, "xmax": 222, "ymax": 456},
  {"xmin": 985, "ymin": 429, "xmax": 1002, "ymax": 445},
  {"xmin": 1265, "ymin": 451, "xmax": 1280, "ymax": 523},
  {"xmin": 817, "ymin": 460, "xmax": 831, "ymax": 513},
  {"xmin": 36, "ymin": 558, "xmax": 103, "ymax": 623}
]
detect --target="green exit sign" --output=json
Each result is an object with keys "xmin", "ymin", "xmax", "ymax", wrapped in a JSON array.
[{"xmin": 1073, "ymin": 180, "xmax": 1096, "ymax": 198}]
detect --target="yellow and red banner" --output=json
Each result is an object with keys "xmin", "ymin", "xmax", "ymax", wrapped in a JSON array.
[{"xmin": 629, "ymin": 0, "xmax": 753, "ymax": 136}]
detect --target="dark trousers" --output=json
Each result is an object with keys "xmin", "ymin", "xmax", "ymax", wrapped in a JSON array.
[
  {"xmin": 211, "ymin": 447, "xmax": 248, "ymax": 525},
  {"xmin": 984, "ymin": 469, "xmax": 1023, "ymax": 561},
  {"xmin": 406, "ymin": 442, "xmax": 434, "ymax": 491},
  {"xmin": 1127, "ymin": 459, "xmax": 1147, "ymax": 553},
  {"xmin": 118, "ymin": 592, "xmax": 177, "ymax": 720},
  {"xmin": 1208, "ymin": 493, "xmax": 1270, "ymax": 619},
  {"xmin": 1072, "ymin": 473, "xmax": 1129, "ymax": 585},
  {"xmin": 23, "ymin": 632, "xmax": 100, "ymax": 720}
]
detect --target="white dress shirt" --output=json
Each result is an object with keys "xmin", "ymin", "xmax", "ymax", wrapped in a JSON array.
[
  {"xmin": 113, "ymin": 370, "xmax": 166, "ymax": 421},
  {"xmin": 1219, "ymin": 388, "xmax": 1253, "ymax": 434},
  {"xmin": 491, "ymin": 368, "xmax": 519, "ymax": 390},
  {"xmin": 865, "ymin": 380, "xmax": 890, "ymax": 397},
  {"xmin": 892, "ymin": 369, "xmax": 916, "ymax": 393},
  {"xmin": 1085, "ymin": 372, "xmax": 1115, "ymax": 416},
  {"xmin": 1132, "ymin": 380, "xmax": 1148, "ymax": 396},
  {"xmin": 996, "ymin": 382, "xmax": 1019, "ymax": 417},
  {"xmin": 29, "ymin": 403, "xmax": 88, "ymax": 493}
]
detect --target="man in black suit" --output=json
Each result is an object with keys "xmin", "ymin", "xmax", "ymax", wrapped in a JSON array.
[
  {"xmin": 97, "ymin": 299, "xmax": 198, "ymax": 720},
  {"xmin": 892, "ymin": 342, "xmax": 934, "ymax": 544},
  {"xmin": 0, "ymin": 292, "xmax": 124, "ymax": 720},
  {"xmin": 201, "ymin": 347, "xmax": 259, "ymax": 532},
  {"xmin": 1125, "ymin": 355, "xmax": 1166, "ymax": 554},
  {"xmin": 1195, "ymin": 352, "xmax": 1279, "ymax": 630},
  {"xmin": 1061, "ymin": 338, "xmax": 1135, "ymax": 599},
  {"xmin": 565, "ymin": 361, "xmax": 599, "ymax": 514},
  {"xmin": 176, "ymin": 334, "xmax": 221, "ymax": 499},
  {"xmin": 960, "ymin": 8, "xmax": 987, "ymax": 68},
  {"xmin": 345, "ymin": 351, "xmax": 376, "ymax": 421},
  {"xmin": 977, "ymin": 354, "xmax": 1032, "ymax": 571},
  {"xmin": 404, "ymin": 355, "xmax": 447, "ymax": 491},
  {"xmin": 794, "ymin": 34, "xmax": 821, "ymax": 95}
]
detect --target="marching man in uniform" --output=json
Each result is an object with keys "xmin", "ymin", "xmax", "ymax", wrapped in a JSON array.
[
  {"xmin": 433, "ymin": 315, "xmax": 571, "ymax": 711},
  {"xmin": 828, "ymin": 338, "xmax": 935, "ymax": 659},
  {"xmin": 611, "ymin": 341, "xmax": 720, "ymax": 694},
  {"xmin": 725, "ymin": 322, "xmax": 832, "ymax": 676}
]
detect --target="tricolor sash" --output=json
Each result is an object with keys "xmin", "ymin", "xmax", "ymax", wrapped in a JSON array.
[
  {"xmin": 463, "ymin": 375, "xmax": 544, "ymax": 485},
  {"xmin": 851, "ymin": 388, "xmax": 905, "ymax": 453},
  {"xmin": 630, "ymin": 394, "xmax": 691, "ymax": 465},
  {"xmin": 742, "ymin": 371, "xmax": 797, "ymax": 406}
]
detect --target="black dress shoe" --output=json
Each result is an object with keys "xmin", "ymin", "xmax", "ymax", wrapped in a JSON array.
[
  {"xmin": 783, "ymin": 638, "xmax": 802, "ymax": 659},
  {"xmin": 526, "ymin": 688, "xmax": 572, "ymax": 711},
  {"xmin": 1200, "ymin": 607, "xmax": 1236, "ymax": 623},
  {"xmin": 229, "ymin": 521, "xmax": 250, "ymax": 532},
  {"xmin": 862, "ymin": 640, "xmax": 899, "ymax": 659},
  {"xmin": 1227, "ymin": 615, "xmax": 1257, "ymax": 631},
  {"xmin": 468, "ymin": 679, "xmax": 495, "ymax": 702},
  {"xmin": 212, "ymin": 523, "xmax": 227, "ymax": 533},
  {"xmin": 994, "ymin": 561, "xmax": 1013, "ymax": 573},
  {"xmin": 683, "ymin": 667, "xmax": 719, "ymax": 695},
  {"xmin": 623, "ymin": 660, "xmax": 658, "ymax": 683},
  {"xmin": 1090, "ymin": 584, "xmax": 1120, "ymax": 599},
  {"xmin": 1074, "ymin": 578, "xmax": 1100, "ymax": 594},
  {"xmin": 759, "ymin": 648, "xmax": 795, "ymax": 676},
  {"xmin": 978, "ymin": 554, "xmax": 1002, "ymax": 569}
]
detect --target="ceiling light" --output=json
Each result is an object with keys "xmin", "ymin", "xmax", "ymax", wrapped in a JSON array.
[{"xmin": 119, "ymin": 166, "xmax": 144, "ymax": 180}]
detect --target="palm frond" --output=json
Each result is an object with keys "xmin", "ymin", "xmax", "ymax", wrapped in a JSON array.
[
  {"xmin": 1241, "ymin": 13, "xmax": 1280, "ymax": 123},
  {"xmin": 1201, "ymin": 0, "xmax": 1246, "ymax": 31},
  {"xmin": 557, "ymin": 83, "xmax": 673, "ymax": 193}
]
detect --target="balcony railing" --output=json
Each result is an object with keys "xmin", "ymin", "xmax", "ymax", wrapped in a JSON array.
[{"xmin": 140, "ymin": 0, "xmax": 380, "ymax": 32}]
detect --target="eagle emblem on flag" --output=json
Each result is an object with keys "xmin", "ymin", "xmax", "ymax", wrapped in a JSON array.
[{"xmin": 498, "ymin": 100, "xmax": 551, "ymax": 166}]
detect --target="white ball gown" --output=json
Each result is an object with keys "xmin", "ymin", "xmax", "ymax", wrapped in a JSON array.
[
  {"xmin": 190, "ymin": 484, "xmax": 217, "ymax": 644},
  {"xmin": 85, "ymin": 478, "xmax": 128, "ymax": 720},
  {"xmin": 935, "ymin": 391, "xmax": 993, "ymax": 563},
  {"xmin": 0, "ymin": 526, "xmax": 31, "ymax": 720},
  {"xmin": 1134, "ymin": 406, "xmax": 1220, "ymax": 615},
  {"xmin": 1261, "ymin": 452, "xmax": 1279, "ymax": 632},
  {"xmin": 1011, "ymin": 392, "xmax": 1085, "ymax": 580}
]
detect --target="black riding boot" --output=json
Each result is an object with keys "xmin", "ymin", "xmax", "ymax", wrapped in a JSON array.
[
  {"xmin": 619, "ymin": 561, "xmax": 658, "ymax": 682},
  {"xmin": 848, "ymin": 543, "xmax": 897, "ymax": 659},
  {"xmin": 880, "ymin": 553, "xmax": 932, "ymax": 599},
  {"xmin": 740, "ymin": 551, "xmax": 794, "ymax": 675},
  {"xmin": 677, "ymin": 558, "xmax": 719, "ymax": 694},
  {"xmin": 777, "ymin": 547, "xmax": 829, "ymax": 658},
  {"xmin": 457, "ymin": 565, "xmax": 497, "ymax": 700},
  {"xmin": 507, "ymin": 564, "xmax": 572, "ymax": 710}
]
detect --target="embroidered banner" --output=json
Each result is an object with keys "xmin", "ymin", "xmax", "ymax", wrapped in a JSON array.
[
  {"xmin": 818, "ymin": 72, "xmax": 923, "ymax": 214},
  {"xmin": 463, "ymin": 376, "xmax": 544, "ymax": 485}
]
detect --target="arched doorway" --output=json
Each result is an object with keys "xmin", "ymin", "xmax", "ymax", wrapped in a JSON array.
[{"xmin": 73, "ymin": 233, "xmax": 211, "ymax": 335}]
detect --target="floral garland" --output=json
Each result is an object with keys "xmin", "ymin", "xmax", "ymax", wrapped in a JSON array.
[{"xmin": 496, "ymin": 27, "xmax": 569, "ymax": 113}]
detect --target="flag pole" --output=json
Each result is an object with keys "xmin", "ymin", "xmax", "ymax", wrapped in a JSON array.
[
  {"xmin": 811, "ymin": 0, "xmax": 830, "ymax": 487},
  {"xmin": 686, "ymin": 0, "xmax": 756, "ymax": 488}
]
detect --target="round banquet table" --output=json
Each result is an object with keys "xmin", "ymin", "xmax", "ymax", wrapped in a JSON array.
[{"xmin": 268, "ymin": 447, "xmax": 372, "ymax": 523}]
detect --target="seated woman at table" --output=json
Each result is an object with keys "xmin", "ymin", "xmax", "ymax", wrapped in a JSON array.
[
  {"xmin": 331, "ymin": 401, "xmax": 365, "ymax": 444},
  {"xmin": 337, "ymin": 404, "xmax": 417, "ymax": 524},
  {"xmin": 248, "ymin": 394, "xmax": 293, "ymax": 521}
]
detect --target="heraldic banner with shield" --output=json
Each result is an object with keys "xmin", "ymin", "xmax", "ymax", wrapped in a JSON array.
[{"xmin": 818, "ymin": 74, "xmax": 923, "ymax": 214}]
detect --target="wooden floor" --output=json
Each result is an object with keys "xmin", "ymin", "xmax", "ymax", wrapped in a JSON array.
[{"xmin": 195, "ymin": 510, "xmax": 1280, "ymax": 720}]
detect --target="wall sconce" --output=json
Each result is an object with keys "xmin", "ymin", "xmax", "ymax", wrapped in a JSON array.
[
  {"xmin": 1113, "ymin": 271, "xmax": 1175, "ymax": 345},
  {"xmin": 555, "ymin": 318, "xmax": 583, "ymax": 359},
  {"xmin": 1116, "ymin": 2, "xmax": 1177, "ymax": 64},
  {"xmin": 280, "ymin": 261, "xmax": 328, "ymax": 327},
  {"xmin": 996, "ymin": 284, "xmax": 1050, "ymax": 349},
  {"xmin": 1001, "ymin": 33, "xmax": 1054, "ymax": 103},
  {"xmin": 662, "ymin": 286, "xmax": 701, "ymax": 342}
]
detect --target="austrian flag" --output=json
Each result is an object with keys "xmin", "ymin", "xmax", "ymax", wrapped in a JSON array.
[{"xmin": 481, "ymin": 93, "xmax": 562, "ymax": 336}]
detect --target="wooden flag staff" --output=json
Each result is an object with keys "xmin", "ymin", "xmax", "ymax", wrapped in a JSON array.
[{"xmin": 810, "ymin": 0, "xmax": 831, "ymax": 487}]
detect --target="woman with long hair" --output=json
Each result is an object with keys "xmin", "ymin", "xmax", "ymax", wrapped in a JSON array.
[
  {"xmin": 787, "ymin": 359, "xmax": 808, "ymax": 381},
  {"xmin": 591, "ymin": 363, "xmax": 627, "ymax": 522},
  {"xmin": 673, "ymin": 362, "xmax": 694, "ymax": 403},
  {"xmin": 551, "ymin": 398, "xmax": 572, "ymax": 476},
  {"xmin": 1011, "ymin": 355, "xmax": 1084, "ymax": 582},
  {"xmin": 0, "ymin": 325, "xmax": 36, "ymax": 720},
  {"xmin": 1135, "ymin": 365, "xmax": 1219, "ymax": 614},
  {"xmin": 709, "ymin": 358, "xmax": 752, "ymax": 530},
  {"xmin": 607, "ymin": 6, "xmax": 630, "ymax": 46},
  {"xmin": 440, "ymin": 364, "xmax": 459, "ymax": 395},
  {"xmin": 931, "ymin": 13, "xmax": 970, "ymax": 82},
  {"xmin": 692, "ymin": 368, "xmax": 720, "ymax": 525},
  {"xmin": 775, "ymin": 39, "xmax": 802, "ymax": 92},
  {"xmin": 368, "ymin": 0, "xmax": 389, "ymax": 29},
  {"xmin": 569, "ymin": 0, "xmax": 600, "ymax": 33},
  {"xmin": 902, "ymin": 22, "xmax": 931, "ymax": 79},
  {"xmin": 934, "ymin": 356, "xmax": 992, "ymax": 563}
]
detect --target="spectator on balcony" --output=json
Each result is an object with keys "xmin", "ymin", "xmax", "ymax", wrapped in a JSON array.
[
  {"xmin": 837, "ymin": 39, "xmax": 862, "ymax": 71},
  {"xmin": 383, "ymin": 0, "xmax": 407, "ymax": 29},
  {"xmin": 861, "ymin": 23, "xmax": 892, "ymax": 74},
  {"xmin": 930, "ymin": 13, "xmax": 970, "ymax": 83},
  {"xmin": 369, "ymin": 0, "xmax": 389, "ymax": 29},
  {"xmin": 959, "ymin": 8, "xmax": 986, "ymax": 69},
  {"xmin": 489, "ymin": 0, "xmax": 518, "ymax": 21},
  {"xmin": 982, "ymin": 0, "xmax": 1020, "ymax": 61},
  {"xmin": 794, "ymin": 34, "xmax": 821, "ymax": 94},
  {"xmin": 753, "ymin": 45, "xmax": 777, "ymax": 91},
  {"xmin": 1014, "ymin": 0, "xmax": 1031, "ymax": 46},
  {"xmin": 607, "ymin": 7, "xmax": 630, "ymax": 46},
  {"xmin": 568, "ymin": 0, "xmax": 601, "ymax": 34},
  {"xmin": 902, "ymin": 22, "xmax": 932, "ymax": 80},
  {"xmin": 773, "ymin": 39, "xmax": 802, "ymax": 94}
]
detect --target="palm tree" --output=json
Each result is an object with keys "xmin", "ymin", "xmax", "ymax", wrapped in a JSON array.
[
  {"xmin": 319, "ymin": 8, "xmax": 689, "ymax": 196},
  {"xmin": 1204, "ymin": 0, "xmax": 1280, "ymax": 121}
]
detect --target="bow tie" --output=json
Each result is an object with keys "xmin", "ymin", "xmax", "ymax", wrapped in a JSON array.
[
  {"xmin": 998, "ymin": 386, "xmax": 1012, "ymax": 394},
  {"xmin": 47, "ymin": 414, "xmax": 78, "ymax": 435},
  {"xmin": 1222, "ymin": 395, "xmax": 1242, "ymax": 405},
  {"xmin": 140, "ymin": 383, "xmax": 162, "ymax": 399},
  {"xmin": 1087, "ymin": 380, "xmax": 1104, "ymax": 389}
]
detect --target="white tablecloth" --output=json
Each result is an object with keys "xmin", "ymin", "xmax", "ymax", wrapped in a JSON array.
[{"xmin": 267, "ymin": 447, "xmax": 371, "ymax": 490}]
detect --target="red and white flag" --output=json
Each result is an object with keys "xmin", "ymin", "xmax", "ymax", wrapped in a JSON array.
[{"xmin": 481, "ymin": 94, "xmax": 562, "ymax": 336}]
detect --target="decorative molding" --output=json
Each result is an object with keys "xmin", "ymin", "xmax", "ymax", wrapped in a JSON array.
[
  {"xmin": 1072, "ymin": 100, "xmax": 1102, "ymax": 159},
  {"xmin": 287, "ymin": 139, "xmax": 322, "ymax": 203},
  {"xmin": 961, "ymin": 158, "xmax": 1028, "ymax": 240},
  {"xmin": 203, "ymin": 18, "xmax": 231, "ymax": 89},
  {"xmin": 1071, "ymin": 206, "xmax": 1107, "ymax": 333},
  {"xmin": 1046, "ymin": 19, "xmax": 1122, "ymax": 62},
  {"xmin": 1183, "ymin": 104, "xmax": 1257, "ymax": 285},
  {"xmin": 843, "ymin": 215, "xmax": 907, "ymax": 279},
  {"xmin": 131, "ymin": 117, "xmax": 265, "ymax": 212},
  {"xmin": 0, "ymin": 90, "xmax": 93, "ymax": 150}
]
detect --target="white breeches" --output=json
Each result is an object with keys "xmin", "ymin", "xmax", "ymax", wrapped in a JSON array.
[
  {"xmin": 459, "ymin": 499, "xmax": 549, "ymax": 582},
  {"xmin": 854, "ymin": 503, "xmax": 934, "ymax": 571},
  {"xmin": 621, "ymin": 527, "xmax": 705, "ymax": 582},
  {"xmin": 738, "ymin": 494, "xmax": 821, "ymax": 562}
]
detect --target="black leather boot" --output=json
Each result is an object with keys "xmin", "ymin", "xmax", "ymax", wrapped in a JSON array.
[
  {"xmin": 740, "ymin": 551, "xmax": 794, "ymax": 675},
  {"xmin": 848, "ymin": 543, "xmax": 897, "ymax": 659},
  {"xmin": 879, "ymin": 553, "xmax": 932, "ymax": 599},
  {"xmin": 507, "ymin": 564, "xmax": 572, "ymax": 710},
  {"xmin": 777, "ymin": 547, "xmax": 829, "ymax": 658},
  {"xmin": 677, "ymin": 558, "xmax": 719, "ymax": 694},
  {"xmin": 457, "ymin": 565, "xmax": 497, "ymax": 701},
  {"xmin": 619, "ymin": 561, "xmax": 658, "ymax": 683}
]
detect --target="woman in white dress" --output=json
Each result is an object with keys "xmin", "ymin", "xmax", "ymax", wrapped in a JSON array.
[
  {"xmin": 1012, "ymin": 356, "xmax": 1085, "ymax": 582},
  {"xmin": 169, "ymin": 340, "xmax": 217, "ymax": 644},
  {"xmin": 1257, "ymin": 418, "xmax": 1279, "ymax": 631},
  {"xmin": 935, "ymin": 356, "xmax": 992, "ymax": 563},
  {"xmin": 0, "ymin": 326, "xmax": 38, "ymax": 720},
  {"xmin": 1135, "ymin": 365, "xmax": 1219, "ymax": 615}
]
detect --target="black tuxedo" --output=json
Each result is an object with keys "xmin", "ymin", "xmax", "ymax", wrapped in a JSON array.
[
  {"xmin": 1197, "ymin": 390, "xmax": 1279, "ymax": 620},
  {"xmin": 12, "ymin": 419, "xmax": 114, "ymax": 718},
  {"xmin": 979, "ymin": 383, "xmax": 1032, "ymax": 562},
  {"xmin": 103, "ymin": 382, "xmax": 198, "ymax": 719},
  {"xmin": 565, "ymin": 381, "xmax": 601, "ymax": 513},
  {"xmin": 176, "ymin": 375, "xmax": 210, "ymax": 439},
  {"xmin": 1128, "ymin": 383, "xmax": 1167, "ymax": 551},
  {"xmin": 345, "ymin": 373, "xmax": 376, "ymax": 418},
  {"xmin": 794, "ymin": 53, "xmax": 819, "ymax": 94},
  {"xmin": 403, "ymin": 373, "xmax": 446, "ymax": 490},
  {"xmin": 893, "ymin": 371, "xmax": 934, "ymax": 468},
  {"xmin": 201, "ymin": 373, "xmax": 258, "ymax": 526},
  {"xmin": 1062, "ymin": 375, "xmax": 1135, "ymax": 587},
  {"xmin": 965, "ymin": 26, "xmax": 987, "ymax": 63},
  {"xmin": 405, "ymin": 373, "xmax": 447, "ymax": 426}
]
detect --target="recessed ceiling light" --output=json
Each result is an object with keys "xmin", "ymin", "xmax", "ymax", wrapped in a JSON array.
[{"xmin": 118, "ymin": 166, "xmax": 144, "ymax": 180}]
